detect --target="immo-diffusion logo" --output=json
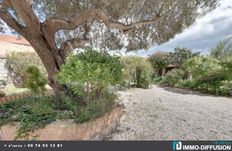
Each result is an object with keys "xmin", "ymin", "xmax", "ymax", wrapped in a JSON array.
[
  {"xmin": 173, "ymin": 141, "xmax": 182, "ymax": 150},
  {"xmin": 172, "ymin": 141, "xmax": 232, "ymax": 151}
]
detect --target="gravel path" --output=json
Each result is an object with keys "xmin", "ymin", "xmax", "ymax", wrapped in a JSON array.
[{"xmin": 109, "ymin": 85, "xmax": 232, "ymax": 140}]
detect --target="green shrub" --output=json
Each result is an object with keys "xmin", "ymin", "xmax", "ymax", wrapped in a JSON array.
[
  {"xmin": 194, "ymin": 77, "xmax": 232, "ymax": 96},
  {"xmin": 53, "ymin": 91, "xmax": 80, "ymax": 111},
  {"xmin": 56, "ymin": 48, "xmax": 123, "ymax": 102},
  {"xmin": 168, "ymin": 47, "xmax": 200, "ymax": 66},
  {"xmin": 219, "ymin": 56, "xmax": 232, "ymax": 80},
  {"xmin": 153, "ymin": 51, "xmax": 232, "ymax": 96},
  {"xmin": 0, "ymin": 90, "xmax": 117, "ymax": 138},
  {"xmin": 25, "ymin": 66, "xmax": 48, "ymax": 94},
  {"xmin": 5, "ymin": 52, "xmax": 46, "ymax": 87},
  {"xmin": 149, "ymin": 52, "xmax": 169, "ymax": 69},
  {"xmin": 75, "ymin": 91, "xmax": 116, "ymax": 123},
  {"xmin": 210, "ymin": 37, "xmax": 232, "ymax": 60},
  {"xmin": 30, "ymin": 99, "xmax": 54, "ymax": 115},
  {"xmin": 195, "ymin": 82, "xmax": 231, "ymax": 96},
  {"xmin": 199, "ymin": 70, "xmax": 226, "ymax": 83},
  {"xmin": 160, "ymin": 69, "xmax": 184, "ymax": 86},
  {"xmin": 121, "ymin": 56, "xmax": 153, "ymax": 88},
  {"xmin": 221, "ymin": 81, "xmax": 232, "ymax": 95},
  {"xmin": 192, "ymin": 71, "xmax": 226, "ymax": 94},
  {"xmin": 152, "ymin": 76, "xmax": 163, "ymax": 84},
  {"xmin": 182, "ymin": 56, "xmax": 220, "ymax": 79},
  {"xmin": 177, "ymin": 79, "xmax": 196, "ymax": 89},
  {"xmin": 135, "ymin": 67, "xmax": 149, "ymax": 88},
  {"xmin": 178, "ymin": 57, "xmax": 232, "ymax": 96},
  {"xmin": 177, "ymin": 78, "xmax": 232, "ymax": 96}
]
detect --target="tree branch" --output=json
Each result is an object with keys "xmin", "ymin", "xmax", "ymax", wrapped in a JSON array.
[
  {"xmin": 42, "ymin": 9, "xmax": 161, "ymax": 51},
  {"xmin": 43, "ymin": 9, "xmax": 160, "ymax": 33},
  {"xmin": 60, "ymin": 38, "xmax": 88, "ymax": 54},
  {"xmin": 0, "ymin": 10, "xmax": 27, "ymax": 37},
  {"xmin": 9, "ymin": 0, "xmax": 40, "ymax": 33}
]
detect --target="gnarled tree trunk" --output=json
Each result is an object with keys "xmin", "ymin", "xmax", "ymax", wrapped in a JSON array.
[{"xmin": 28, "ymin": 37, "xmax": 65, "ymax": 94}]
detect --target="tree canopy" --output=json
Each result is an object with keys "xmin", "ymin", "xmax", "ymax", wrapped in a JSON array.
[
  {"xmin": 0, "ymin": 0, "xmax": 219, "ymax": 93},
  {"xmin": 1, "ymin": 0, "xmax": 219, "ymax": 51},
  {"xmin": 168, "ymin": 47, "xmax": 200, "ymax": 66},
  {"xmin": 149, "ymin": 51, "xmax": 169, "ymax": 69}
]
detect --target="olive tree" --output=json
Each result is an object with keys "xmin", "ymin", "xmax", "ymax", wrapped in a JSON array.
[
  {"xmin": 168, "ymin": 47, "xmax": 200, "ymax": 66},
  {"xmin": 0, "ymin": 0, "xmax": 218, "ymax": 93}
]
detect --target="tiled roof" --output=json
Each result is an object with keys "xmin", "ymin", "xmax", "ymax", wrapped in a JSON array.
[{"xmin": 0, "ymin": 35, "xmax": 31, "ymax": 46}]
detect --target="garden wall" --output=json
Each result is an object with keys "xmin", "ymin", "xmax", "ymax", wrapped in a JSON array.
[
  {"xmin": 0, "ymin": 106, "xmax": 123, "ymax": 140},
  {"xmin": 0, "ymin": 90, "xmax": 53, "ymax": 104}
]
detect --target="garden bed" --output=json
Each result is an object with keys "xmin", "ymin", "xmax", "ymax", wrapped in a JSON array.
[
  {"xmin": 0, "ymin": 105, "xmax": 123, "ymax": 140},
  {"xmin": 0, "ymin": 91, "xmax": 124, "ymax": 140}
]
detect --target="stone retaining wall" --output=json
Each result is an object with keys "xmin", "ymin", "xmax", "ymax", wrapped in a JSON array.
[{"xmin": 0, "ymin": 106, "xmax": 123, "ymax": 140}]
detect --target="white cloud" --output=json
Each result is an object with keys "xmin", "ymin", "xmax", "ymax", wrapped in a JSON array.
[{"xmin": 142, "ymin": 0, "xmax": 232, "ymax": 56}]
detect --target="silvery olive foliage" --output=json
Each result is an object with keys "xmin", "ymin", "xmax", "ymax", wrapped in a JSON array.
[{"xmin": 0, "ymin": 0, "xmax": 219, "ymax": 92}]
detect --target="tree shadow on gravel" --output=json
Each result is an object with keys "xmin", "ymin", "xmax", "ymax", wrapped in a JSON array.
[{"xmin": 157, "ymin": 85, "xmax": 222, "ymax": 97}]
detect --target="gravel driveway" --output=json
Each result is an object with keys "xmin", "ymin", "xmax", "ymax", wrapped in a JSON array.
[{"xmin": 109, "ymin": 85, "xmax": 232, "ymax": 140}]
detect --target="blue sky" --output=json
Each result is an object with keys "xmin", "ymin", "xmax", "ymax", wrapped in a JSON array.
[{"xmin": 137, "ymin": 0, "xmax": 232, "ymax": 56}]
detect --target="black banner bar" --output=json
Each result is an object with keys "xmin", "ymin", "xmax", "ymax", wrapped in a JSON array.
[{"xmin": 0, "ymin": 141, "xmax": 231, "ymax": 151}]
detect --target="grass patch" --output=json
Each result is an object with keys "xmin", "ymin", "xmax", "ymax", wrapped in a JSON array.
[{"xmin": 0, "ymin": 90, "xmax": 117, "ymax": 139}]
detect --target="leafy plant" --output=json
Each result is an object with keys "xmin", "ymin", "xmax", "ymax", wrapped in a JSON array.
[
  {"xmin": 176, "ymin": 74, "xmax": 232, "ymax": 96},
  {"xmin": 210, "ymin": 37, "xmax": 232, "ymax": 60},
  {"xmin": 5, "ymin": 52, "xmax": 46, "ymax": 87},
  {"xmin": 177, "ymin": 79, "xmax": 196, "ymax": 89},
  {"xmin": 25, "ymin": 66, "xmax": 48, "ymax": 94},
  {"xmin": 53, "ymin": 91, "xmax": 80, "ymax": 112},
  {"xmin": 219, "ymin": 56, "xmax": 232, "ymax": 80},
  {"xmin": 0, "ymin": 90, "xmax": 117, "ymax": 138},
  {"xmin": 217, "ymin": 84, "xmax": 232, "ymax": 96},
  {"xmin": 168, "ymin": 47, "xmax": 200, "ymax": 66},
  {"xmin": 152, "ymin": 76, "xmax": 163, "ymax": 84},
  {"xmin": 30, "ymin": 99, "xmax": 54, "ymax": 115},
  {"xmin": 160, "ymin": 69, "xmax": 184, "ymax": 86},
  {"xmin": 17, "ymin": 112, "xmax": 56, "ymax": 139},
  {"xmin": 149, "ymin": 51, "xmax": 169, "ymax": 71},
  {"xmin": 56, "ymin": 48, "xmax": 123, "ymax": 102},
  {"xmin": 136, "ymin": 67, "xmax": 150, "ymax": 88},
  {"xmin": 121, "ymin": 56, "xmax": 153, "ymax": 88},
  {"xmin": 75, "ymin": 91, "xmax": 116, "ymax": 123},
  {"xmin": 0, "ymin": 96, "xmax": 56, "ymax": 138},
  {"xmin": 182, "ymin": 56, "xmax": 220, "ymax": 79}
]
